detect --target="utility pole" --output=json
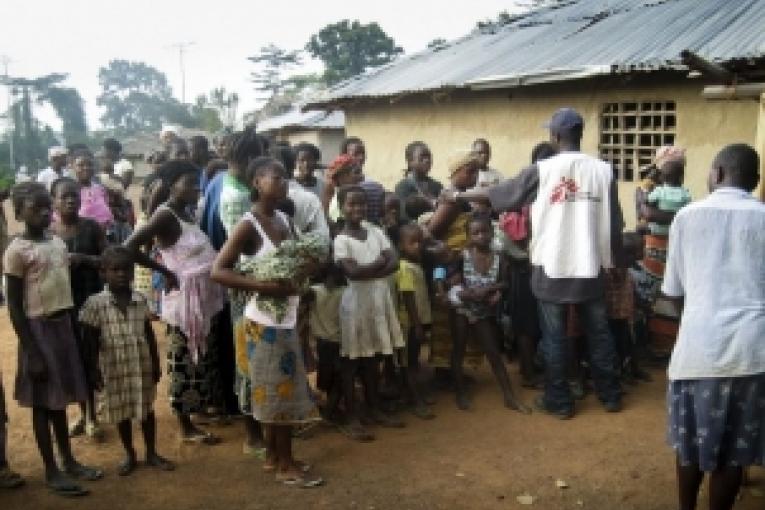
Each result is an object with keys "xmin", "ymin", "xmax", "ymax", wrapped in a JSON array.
[
  {"xmin": 0, "ymin": 55, "xmax": 13, "ymax": 170},
  {"xmin": 168, "ymin": 41, "xmax": 195, "ymax": 103}
]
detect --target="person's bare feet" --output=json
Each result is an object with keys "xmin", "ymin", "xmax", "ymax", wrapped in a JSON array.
[{"xmin": 145, "ymin": 453, "xmax": 175, "ymax": 471}]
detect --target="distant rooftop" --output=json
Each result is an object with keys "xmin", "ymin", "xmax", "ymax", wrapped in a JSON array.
[{"xmin": 257, "ymin": 107, "xmax": 345, "ymax": 133}]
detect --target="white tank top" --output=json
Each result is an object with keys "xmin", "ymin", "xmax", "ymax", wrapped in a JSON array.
[{"xmin": 242, "ymin": 211, "xmax": 300, "ymax": 329}]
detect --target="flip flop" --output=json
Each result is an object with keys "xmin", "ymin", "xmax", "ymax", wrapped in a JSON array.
[
  {"xmin": 276, "ymin": 472, "xmax": 324, "ymax": 488},
  {"xmin": 242, "ymin": 443, "xmax": 268, "ymax": 459},
  {"xmin": 46, "ymin": 476, "xmax": 89, "ymax": 497},
  {"xmin": 181, "ymin": 431, "xmax": 221, "ymax": 445},
  {"xmin": 64, "ymin": 463, "xmax": 104, "ymax": 481}
]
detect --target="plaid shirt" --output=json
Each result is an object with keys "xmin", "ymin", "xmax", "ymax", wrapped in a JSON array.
[{"xmin": 79, "ymin": 288, "xmax": 156, "ymax": 423}]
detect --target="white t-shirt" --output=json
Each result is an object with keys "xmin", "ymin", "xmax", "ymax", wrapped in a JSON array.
[
  {"xmin": 469, "ymin": 167, "xmax": 504, "ymax": 190},
  {"xmin": 663, "ymin": 187, "xmax": 765, "ymax": 380},
  {"xmin": 288, "ymin": 181, "xmax": 330, "ymax": 242}
]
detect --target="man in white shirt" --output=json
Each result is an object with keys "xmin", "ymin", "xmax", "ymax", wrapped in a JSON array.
[
  {"xmin": 449, "ymin": 108, "xmax": 624, "ymax": 419},
  {"xmin": 36, "ymin": 146, "xmax": 72, "ymax": 190},
  {"xmin": 662, "ymin": 143, "xmax": 764, "ymax": 510}
]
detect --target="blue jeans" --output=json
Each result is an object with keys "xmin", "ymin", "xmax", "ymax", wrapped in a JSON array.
[{"xmin": 537, "ymin": 298, "xmax": 621, "ymax": 412}]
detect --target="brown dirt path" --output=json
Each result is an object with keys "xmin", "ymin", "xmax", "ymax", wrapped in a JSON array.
[{"xmin": 1, "ymin": 313, "xmax": 763, "ymax": 510}]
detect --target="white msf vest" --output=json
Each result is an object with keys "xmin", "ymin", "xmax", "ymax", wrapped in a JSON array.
[{"xmin": 530, "ymin": 152, "xmax": 614, "ymax": 279}]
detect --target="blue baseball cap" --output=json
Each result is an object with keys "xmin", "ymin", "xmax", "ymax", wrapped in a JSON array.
[{"xmin": 544, "ymin": 108, "xmax": 584, "ymax": 132}]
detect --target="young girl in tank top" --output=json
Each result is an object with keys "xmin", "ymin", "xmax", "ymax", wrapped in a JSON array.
[{"xmin": 212, "ymin": 156, "xmax": 323, "ymax": 488}]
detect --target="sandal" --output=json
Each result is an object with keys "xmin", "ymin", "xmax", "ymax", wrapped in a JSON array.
[
  {"xmin": 275, "ymin": 472, "xmax": 324, "ymax": 488},
  {"xmin": 0, "ymin": 467, "xmax": 24, "ymax": 489},
  {"xmin": 46, "ymin": 473, "xmax": 89, "ymax": 497},
  {"xmin": 181, "ymin": 431, "xmax": 221, "ymax": 445},
  {"xmin": 64, "ymin": 462, "xmax": 104, "ymax": 481}
]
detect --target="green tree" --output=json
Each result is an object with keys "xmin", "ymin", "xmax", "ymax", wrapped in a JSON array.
[
  {"xmin": 248, "ymin": 44, "xmax": 302, "ymax": 99},
  {"xmin": 208, "ymin": 87, "xmax": 240, "ymax": 128},
  {"xmin": 97, "ymin": 59, "xmax": 196, "ymax": 134},
  {"xmin": 1, "ymin": 73, "xmax": 86, "ymax": 169},
  {"xmin": 306, "ymin": 20, "xmax": 403, "ymax": 85}
]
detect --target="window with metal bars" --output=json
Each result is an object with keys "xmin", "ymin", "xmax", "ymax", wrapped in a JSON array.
[{"xmin": 599, "ymin": 101, "xmax": 676, "ymax": 182}]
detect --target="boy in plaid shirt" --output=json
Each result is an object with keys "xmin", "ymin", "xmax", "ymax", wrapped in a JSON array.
[{"xmin": 79, "ymin": 246, "xmax": 174, "ymax": 476}]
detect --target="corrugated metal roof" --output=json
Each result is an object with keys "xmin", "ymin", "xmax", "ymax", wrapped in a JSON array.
[
  {"xmin": 308, "ymin": 0, "xmax": 765, "ymax": 106},
  {"xmin": 257, "ymin": 107, "xmax": 345, "ymax": 133}
]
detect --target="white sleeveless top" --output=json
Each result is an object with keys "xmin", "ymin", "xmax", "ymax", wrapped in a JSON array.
[{"xmin": 243, "ymin": 210, "xmax": 300, "ymax": 329}]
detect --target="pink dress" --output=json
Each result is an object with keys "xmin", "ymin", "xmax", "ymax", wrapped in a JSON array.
[
  {"xmin": 79, "ymin": 183, "xmax": 113, "ymax": 227},
  {"xmin": 157, "ymin": 205, "xmax": 225, "ymax": 362}
]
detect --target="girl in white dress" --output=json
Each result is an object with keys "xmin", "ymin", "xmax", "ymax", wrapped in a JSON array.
[{"xmin": 333, "ymin": 185, "xmax": 405, "ymax": 441}]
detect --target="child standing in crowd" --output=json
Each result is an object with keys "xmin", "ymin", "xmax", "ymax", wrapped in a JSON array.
[
  {"xmin": 307, "ymin": 264, "xmax": 346, "ymax": 423},
  {"xmin": 605, "ymin": 233, "xmax": 651, "ymax": 383},
  {"xmin": 79, "ymin": 246, "xmax": 175, "ymax": 476},
  {"xmin": 0, "ymin": 368, "xmax": 23, "ymax": 489},
  {"xmin": 395, "ymin": 141, "xmax": 442, "ymax": 221},
  {"xmin": 294, "ymin": 142, "xmax": 324, "ymax": 197},
  {"xmin": 5, "ymin": 182, "xmax": 103, "ymax": 497},
  {"xmin": 381, "ymin": 192, "xmax": 404, "ymax": 246},
  {"xmin": 212, "ymin": 157, "xmax": 323, "ymax": 487},
  {"xmin": 50, "ymin": 177, "xmax": 106, "ymax": 440},
  {"xmin": 334, "ymin": 185, "xmax": 405, "ymax": 440},
  {"xmin": 395, "ymin": 223, "xmax": 435, "ymax": 419},
  {"xmin": 72, "ymin": 151, "xmax": 113, "ymax": 229},
  {"xmin": 449, "ymin": 213, "xmax": 530, "ymax": 413},
  {"xmin": 125, "ymin": 160, "xmax": 226, "ymax": 445},
  {"xmin": 341, "ymin": 137, "xmax": 385, "ymax": 224},
  {"xmin": 644, "ymin": 148, "xmax": 691, "ymax": 237}
]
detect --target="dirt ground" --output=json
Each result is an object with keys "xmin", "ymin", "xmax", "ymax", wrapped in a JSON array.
[
  {"xmin": 0, "ymin": 314, "xmax": 763, "ymax": 510},
  {"xmin": 0, "ymin": 198, "xmax": 763, "ymax": 510}
]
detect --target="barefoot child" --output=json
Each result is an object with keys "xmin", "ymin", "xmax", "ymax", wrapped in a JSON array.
[
  {"xmin": 334, "ymin": 185, "xmax": 405, "ymax": 440},
  {"xmin": 79, "ymin": 246, "xmax": 175, "ymax": 476},
  {"xmin": 449, "ymin": 213, "xmax": 530, "ymax": 413},
  {"xmin": 395, "ymin": 223, "xmax": 435, "ymax": 419},
  {"xmin": 50, "ymin": 177, "xmax": 106, "ymax": 441},
  {"xmin": 306, "ymin": 264, "xmax": 346, "ymax": 423},
  {"xmin": 125, "ymin": 160, "xmax": 226, "ymax": 445},
  {"xmin": 212, "ymin": 156, "xmax": 323, "ymax": 487},
  {"xmin": 4, "ymin": 182, "xmax": 103, "ymax": 497}
]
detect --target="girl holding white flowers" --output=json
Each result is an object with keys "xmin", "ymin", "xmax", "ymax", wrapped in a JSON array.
[{"xmin": 212, "ymin": 156, "xmax": 323, "ymax": 488}]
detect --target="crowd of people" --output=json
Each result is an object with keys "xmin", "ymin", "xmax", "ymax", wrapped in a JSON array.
[{"xmin": 0, "ymin": 109, "xmax": 762, "ymax": 509}]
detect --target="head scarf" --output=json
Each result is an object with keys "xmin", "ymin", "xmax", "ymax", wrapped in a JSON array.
[
  {"xmin": 447, "ymin": 150, "xmax": 481, "ymax": 177},
  {"xmin": 326, "ymin": 154, "xmax": 357, "ymax": 182},
  {"xmin": 654, "ymin": 145, "xmax": 686, "ymax": 168}
]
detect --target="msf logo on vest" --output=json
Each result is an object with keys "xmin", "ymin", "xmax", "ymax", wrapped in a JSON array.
[{"xmin": 549, "ymin": 177, "xmax": 601, "ymax": 204}]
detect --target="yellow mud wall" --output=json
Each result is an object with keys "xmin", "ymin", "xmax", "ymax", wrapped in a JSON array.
[{"xmin": 343, "ymin": 80, "xmax": 758, "ymax": 227}]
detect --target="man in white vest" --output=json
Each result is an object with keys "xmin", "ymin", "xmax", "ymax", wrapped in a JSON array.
[{"xmin": 445, "ymin": 108, "xmax": 623, "ymax": 419}]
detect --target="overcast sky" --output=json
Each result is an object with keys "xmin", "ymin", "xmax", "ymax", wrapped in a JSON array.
[{"xmin": 0, "ymin": 0, "xmax": 520, "ymax": 130}]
